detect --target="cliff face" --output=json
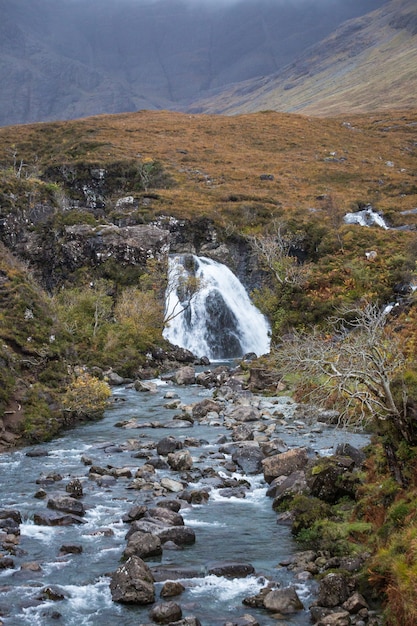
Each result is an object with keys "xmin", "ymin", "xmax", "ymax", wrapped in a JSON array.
[{"xmin": 0, "ymin": 0, "xmax": 386, "ymax": 125}]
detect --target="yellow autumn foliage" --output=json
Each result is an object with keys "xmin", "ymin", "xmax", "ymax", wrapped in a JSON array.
[{"xmin": 62, "ymin": 372, "xmax": 111, "ymax": 418}]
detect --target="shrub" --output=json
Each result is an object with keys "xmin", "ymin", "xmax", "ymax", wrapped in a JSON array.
[{"xmin": 61, "ymin": 371, "xmax": 111, "ymax": 420}]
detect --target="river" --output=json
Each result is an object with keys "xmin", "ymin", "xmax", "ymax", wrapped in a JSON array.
[{"xmin": 0, "ymin": 371, "xmax": 369, "ymax": 625}]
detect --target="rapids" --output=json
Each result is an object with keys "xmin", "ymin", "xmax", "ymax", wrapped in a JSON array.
[{"xmin": 0, "ymin": 375, "xmax": 369, "ymax": 625}]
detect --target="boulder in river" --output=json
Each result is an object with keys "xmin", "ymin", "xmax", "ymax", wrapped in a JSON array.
[
  {"xmin": 175, "ymin": 366, "xmax": 195, "ymax": 385},
  {"xmin": 123, "ymin": 531, "xmax": 163, "ymax": 560},
  {"xmin": 110, "ymin": 555, "xmax": 155, "ymax": 604},
  {"xmin": 227, "ymin": 405, "xmax": 261, "ymax": 423},
  {"xmin": 47, "ymin": 496, "xmax": 86, "ymax": 517},
  {"xmin": 149, "ymin": 600, "xmax": 182, "ymax": 623},
  {"xmin": 167, "ymin": 449, "xmax": 193, "ymax": 471},
  {"xmin": 262, "ymin": 448, "xmax": 309, "ymax": 483},
  {"xmin": 231, "ymin": 442, "xmax": 264, "ymax": 475},
  {"xmin": 207, "ymin": 561, "xmax": 255, "ymax": 578},
  {"xmin": 263, "ymin": 586, "xmax": 304, "ymax": 614}
]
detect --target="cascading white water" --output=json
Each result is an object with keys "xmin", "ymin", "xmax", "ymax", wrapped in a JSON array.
[{"xmin": 163, "ymin": 254, "xmax": 271, "ymax": 360}]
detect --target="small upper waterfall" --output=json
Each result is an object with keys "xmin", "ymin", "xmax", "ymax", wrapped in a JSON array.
[{"xmin": 163, "ymin": 254, "xmax": 271, "ymax": 360}]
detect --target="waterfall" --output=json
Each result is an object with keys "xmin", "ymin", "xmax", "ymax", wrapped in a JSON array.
[{"xmin": 163, "ymin": 254, "xmax": 271, "ymax": 360}]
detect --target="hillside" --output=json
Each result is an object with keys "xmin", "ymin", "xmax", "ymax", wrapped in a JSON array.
[
  {"xmin": 0, "ymin": 106, "xmax": 417, "ymax": 447},
  {"xmin": 0, "ymin": 0, "xmax": 385, "ymax": 126},
  {"xmin": 1, "ymin": 107, "xmax": 417, "ymax": 625},
  {"xmin": 190, "ymin": 0, "xmax": 417, "ymax": 116}
]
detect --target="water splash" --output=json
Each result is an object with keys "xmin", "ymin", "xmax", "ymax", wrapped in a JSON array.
[{"xmin": 163, "ymin": 254, "xmax": 270, "ymax": 359}]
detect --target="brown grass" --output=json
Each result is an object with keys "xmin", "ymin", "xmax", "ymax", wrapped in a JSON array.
[{"xmin": 0, "ymin": 108, "xmax": 416, "ymax": 230}]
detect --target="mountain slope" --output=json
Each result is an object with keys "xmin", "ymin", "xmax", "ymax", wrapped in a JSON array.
[
  {"xmin": 188, "ymin": 0, "xmax": 417, "ymax": 115},
  {"xmin": 0, "ymin": 0, "xmax": 386, "ymax": 126}
]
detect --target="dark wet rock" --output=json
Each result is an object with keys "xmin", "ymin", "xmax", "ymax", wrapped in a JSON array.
[
  {"xmin": 168, "ymin": 617, "xmax": 202, "ymax": 626},
  {"xmin": 231, "ymin": 424, "xmax": 254, "ymax": 442},
  {"xmin": 271, "ymin": 470, "xmax": 308, "ymax": 509},
  {"xmin": 248, "ymin": 365, "xmax": 282, "ymax": 392},
  {"xmin": 123, "ymin": 531, "xmax": 163, "ymax": 560},
  {"xmin": 122, "ymin": 504, "xmax": 148, "ymax": 523},
  {"xmin": 306, "ymin": 455, "xmax": 359, "ymax": 503},
  {"xmin": 263, "ymin": 586, "xmax": 304, "ymax": 614},
  {"xmin": 110, "ymin": 555, "xmax": 155, "ymax": 604},
  {"xmin": 316, "ymin": 572, "xmax": 352, "ymax": 608},
  {"xmin": 262, "ymin": 448, "xmax": 309, "ymax": 483},
  {"xmin": 167, "ymin": 450, "xmax": 193, "ymax": 471},
  {"xmin": 157, "ymin": 526, "xmax": 196, "ymax": 546},
  {"xmin": 0, "ymin": 557, "xmax": 14, "ymax": 569},
  {"xmin": 335, "ymin": 443, "xmax": 366, "ymax": 467},
  {"xmin": 231, "ymin": 443, "xmax": 264, "ymax": 475},
  {"xmin": 65, "ymin": 478, "xmax": 83, "ymax": 498},
  {"xmin": 191, "ymin": 399, "xmax": 222, "ymax": 420},
  {"xmin": 218, "ymin": 487, "xmax": 247, "ymax": 499},
  {"xmin": 157, "ymin": 436, "xmax": 183, "ymax": 456},
  {"xmin": 21, "ymin": 561, "xmax": 42, "ymax": 571},
  {"xmin": 149, "ymin": 601, "xmax": 182, "ymax": 624},
  {"xmin": 0, "ymin": 509, "xmax": 21, "ymax": 525},
  {"xmin": 243, "ymin": 585, "xmax": 278, "ymax": 609},
  {"xmin": 207, "ymin": 561, "xmax": 255, "ymax": 578},
  {"xmin": 314, "ymin": 611, "xmax": 351, "ymax": 625},
  {"xmin": 37, "ymin": 586, "xmax": 65, "ymax": 601},
  {"xmin": 36, "ymin": 472, "xmax": 63, "ymax": 485},
  {"xmin": 146, "ymin": 507, "xmax": 184, "ymax": 527},
  {"xmin": 47, "ymin": 496, "xmax": 86, "ymax": 517},
  {"xmin": 160, "ymin": 581, "xmax": 185, "ymax": 597},
  {"xmin": 151, "ymin": 565, "xmax": 202, "ymax": 581},
  {"xmin": 26, "ymin": 448, "xmax": 50, "ymax": 457},
  {"xmin": 260, "ymin": 438, "xmax": 288, "ymax": 457},
  {"xmin": 34, "ymin": 489, "xmax": 47, "ymax": 499},
  {"xmin": 184, "ymin": 489, "xmax": 210, "ymax": 504},
  {"xmin": 342, "ymin": 591, "xmax": 369, "ymax": 614},
  {"xmin": 33, "ymin": 512, "xmax": 87, "ymax": 526},
  {"xmin": 59, "ymin": 544, "xmax": 83, "ymax": 555},
  {"xmin": 156, "ymin": 500, "xmax": 182, "ymax": 513},
  {"xmin": 224, "ymin": 615, "xmax": 260, "ymax": 626},
  {"xmin": 146, "ymin": 456, "xmax": 170, "ymax": 470}
]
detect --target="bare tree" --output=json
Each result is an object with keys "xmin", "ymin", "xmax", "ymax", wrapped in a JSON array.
[
  {"xmin": 275, "ymin": 302, "xmax": 412, "ymax": 482},
  {"xmin": 248, "ymin": 220, "xmax": 310, "ymax": 287},
  {"xmin": 277, "ymin": 302, "xmax": 405, "ymax": 425}
]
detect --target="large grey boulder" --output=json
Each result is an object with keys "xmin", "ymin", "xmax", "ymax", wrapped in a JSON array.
[
  {"xmin": 47, "ymin": 496, "xmax": 86, "ymax": 516},
  {"xmin": 227, "ymin": 405, "xmax": 261, "ymax": 423},
  {"xmin": 123, "ymin": 531, "xmax": 162, "ymax": 560},
  {"xmin": 231, "ymin": 443, "xmax": 264, "ymax": 475},
  {"xmin": 317, "ymin": 572, "xmax": 351, "ymax": 608},
  {"xmin": 110, "ymin": 555, "xmax": 155, "ymax": 604},
  {"xmin": 263, "ymin": 587, "xmax": 304, "ymax": 614},
  {"xmin": 175, "ymin": 366, "xmax": 195, "ymax": 385},
  {"xmin": 149, "ymin": 601, "xmax": 182, "ymax": 624},
  {"xmin": 262, "ymin": 448, "xmax": 309, "ymax": 483},
  {"xmin": 167, "ymin": 450, "xmax": 193, "ymax": 471}
]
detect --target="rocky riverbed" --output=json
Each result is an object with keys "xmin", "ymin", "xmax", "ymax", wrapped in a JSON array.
[{"xmin": 0, "ymin": 362, "xmax": 379, "ymax": 626}]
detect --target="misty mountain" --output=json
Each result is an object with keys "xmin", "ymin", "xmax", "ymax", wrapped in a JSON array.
[
  {"xmin": 0, "ymin": 0, "xmax": 387, "ymax": 126},
  {"xmin": 188, "ymin": 0, "xmax": 417, "ymax": 115}
]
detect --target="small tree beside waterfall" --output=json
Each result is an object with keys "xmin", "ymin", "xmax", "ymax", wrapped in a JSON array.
[{"xmin": 275, "ymin": 302, "xmax": 417, "ymax": 485}]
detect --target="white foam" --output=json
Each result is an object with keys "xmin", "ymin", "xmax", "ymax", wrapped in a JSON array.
[
  {"xmin": 182, "ymin": 517, "xmax": 226, "ymax": 528},
  {"xmin": 188, "ymin": 573, "xmax": 265, "ymax": 601},
  {"xmin": 20, "ymin": 522, "xmax": 61, "ymax": 542}
]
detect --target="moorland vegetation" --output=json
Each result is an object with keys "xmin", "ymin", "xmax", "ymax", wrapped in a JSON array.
[{"xmin": 1, "ymin": 109, "xmax": 417, "ymax": 623}]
